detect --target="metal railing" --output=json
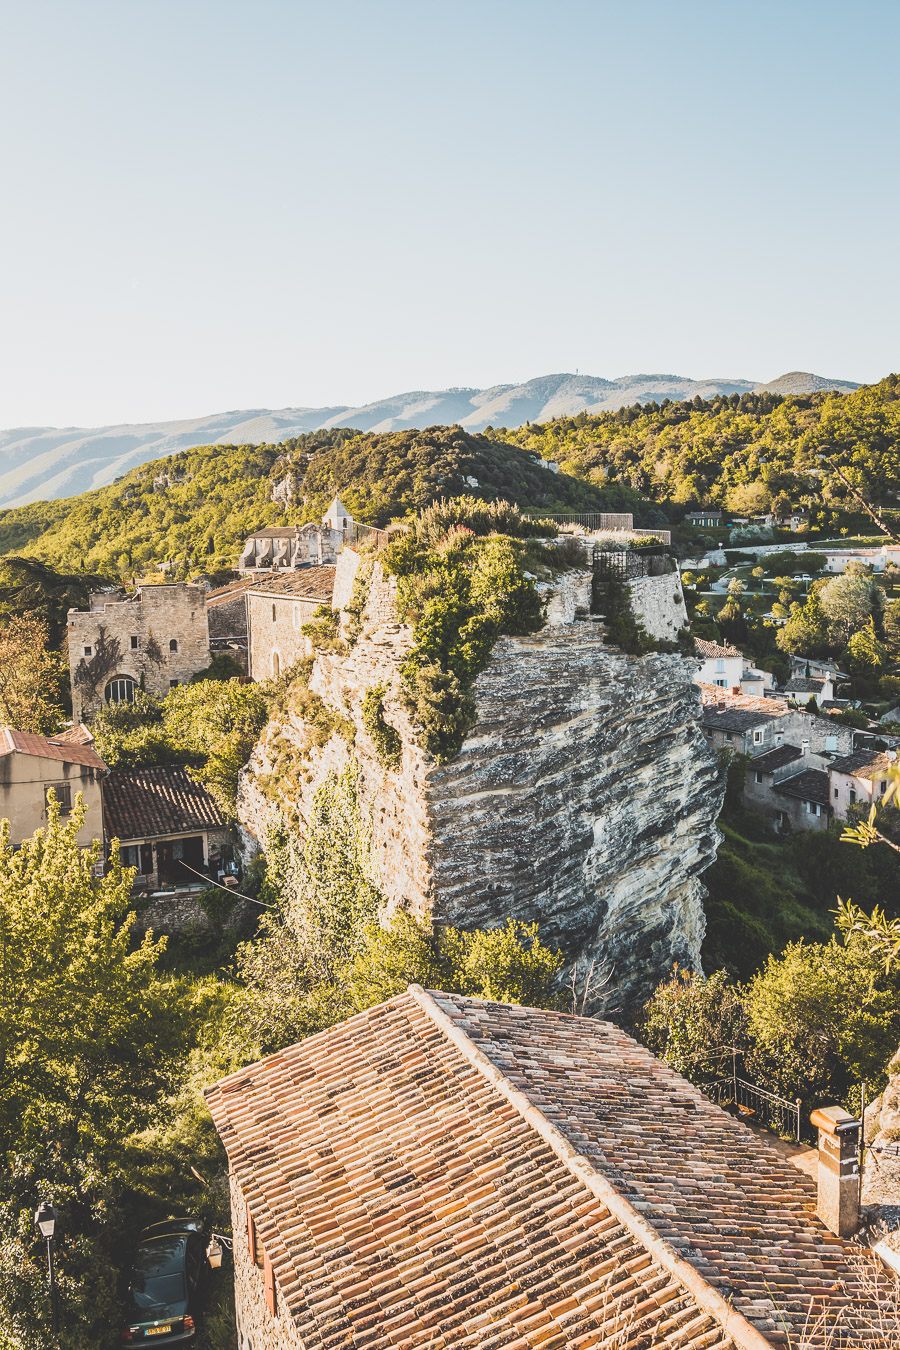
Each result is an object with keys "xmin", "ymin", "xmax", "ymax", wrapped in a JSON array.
[
  {"xmin": 522, "ymin": 510, "xmax": 671, "ymax": 543},
  {"xmin": 593, "ymin": 549, "xmax": 672, "ymax": 580},
  {"xmin": 703, "ymin": 1074, "xmax": 802, "ymax": 1142},
  {"xmin": 346, "ymin": 522, "xmax": 389, "ymax": 548}
]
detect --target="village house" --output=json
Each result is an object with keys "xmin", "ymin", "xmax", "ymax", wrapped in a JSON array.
[
  {"xmin": 772, "ymin": 767, "xmax": 832, "ymax": 831},
  {"xmin": 68, "ymin": 582, "xmax": 211, "ymax": 722},
  {"xmin": 0, "ymin": 725, "xmax": 107, "ymax": 848},
  {"xmin": 784, "ymin": 673, "xmax": 836, "ymax": 702},
  {"xmin": 828, "ymin": 747, "xmax": 893, "ymax": 821},
  {"xmin": 102, "ymin": 764, "xmax": 230, "ymax": 889},
  {"xmin": 694, "ymin": 637, "xmax": 742, "ymax": 690},
  {"xmin": 822, "ymin": 543, "xmax": 900, "ymax": 573},
  {"xmin": 683, "ymin": 508, "xmax": 722, "ymax": 528},
  {"xmin": 246, "ymin": 567, "xmax": 337, "ymax": 680},
  {"xmin": 205, "ymin": 576, "xmax": 256, "ymax": 671},
  {"xmin": 700, "ymin": 698, "xmax": 789, "ymax": 755},
  {"xmin": 205, "ymin": 988, "xmax": 879, "ymax": 1350}
]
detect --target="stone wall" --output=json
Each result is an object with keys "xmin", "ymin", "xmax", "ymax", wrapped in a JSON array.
[
  {"xmin": 247, "ymin": 592, "xmax": 321, "ymax": 680},
  {"xmin": 239, "ymin": 565, "xmax": 724, "ymax": 1014},
  {"xmin": 68, "ymin": 583, "xmax": 210, "ymax": 721},
  {"xmin": 626, "ymin": 570, "xmax": 689, "ymax": 642},
  {"xmin": 230, "ymin": 1173, "xmax": 302, "ymax": 1350}
]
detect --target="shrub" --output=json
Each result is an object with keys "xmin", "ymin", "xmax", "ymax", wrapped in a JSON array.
[{"xmin": 360, "ymin": 684, "xmax": 402, "ymax": 770}]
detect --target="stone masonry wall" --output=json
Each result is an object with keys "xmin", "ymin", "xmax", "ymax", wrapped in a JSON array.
[
  {"xmin": 230, "ymin": 1172, "xmax": 302, "ymax": 1350},
  {"xmin": 627, "ymin": 569, "xmax": 689, "ymax": 642},
  {"xmin": 68, "ymin": 583, "xmax": 210, "ymax": 721},
  {"xmin": 239, "ymin": 566, "xmax": 724, "ymax": 1014},
  {"xmin": 247, "ymin": 591, "xmax": 324, "ymax": 680}
]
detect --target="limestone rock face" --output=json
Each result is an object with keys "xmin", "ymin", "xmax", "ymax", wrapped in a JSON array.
[{"xmin": 238, "ymin": 573, "xmax": 724, "ymax": 1014}]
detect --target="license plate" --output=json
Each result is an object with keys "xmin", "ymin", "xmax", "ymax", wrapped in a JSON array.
[{"xmin": 145, "ymin": 1328, "xmax": 173, "ymax": 1337}]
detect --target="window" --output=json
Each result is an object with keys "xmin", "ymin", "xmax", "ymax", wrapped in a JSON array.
[
  {"xmin": 715, "ymin": 678, "xmax": 726, "ymax": 687},
  {"xmin": 272, "ymin": 651, "xmax": 280, "ymax": 678},
  {"xmin": 825, "ymin": 735, "xmax": 837, "ymax": 753},
  {"xmin": 849, "ymin": 788, "xmax": 857, "ymax": 804},
  {"xmin": 130, "ymin": 635, "xmax": 139, "ymax": 650},
  {"xmin": 272, "ymin": 603, "xmax": 276, "ymax": 622},
  {"xmin": 725, "ymin": 733, "xmax": 734, "ymax": 743},
  {"xmin": 121, "ymin": 844, "xmax": 140, "ymax": 869},
  {"xmin": 169, "ymin": 638, "xmax": 178, "ymax": 653},
  {"xmin": 881, "ymin": 780, "xmax": 888, "ymax": 795},
  {"xmin": 715, "ymin": 659, "xmax": 725, "ymax": 673},
  {"xmin": 753, "ymin": 730, "xmax": 763, "ymax": 744},
  {"xmin": 105, "ymin": 675, "xmax": 136, "ymax": 704},
  {"xmin": 293, "ymin": 605, "xmax": 302, "ymax": 630},
  {"xmin": 805, "ymin": 801, "xmax": 821, "ymax": 816},
  {"xmin": 45, "ymin": 783, "xmax": 72, "ymax": 815},
  {"xmin": 83, "ymin": 645, "xmax": 92, "ymax": 657},
  {"xmin": 169, "ymin": 679, "xmax": 179, "ymax": 688},
  {"xmin": 755, "ymin": 772, "xmax": 763, "ymax": 784},
  {"xmin": 834, "ymin": 787, "xmax": 839, "ymax": 799}
]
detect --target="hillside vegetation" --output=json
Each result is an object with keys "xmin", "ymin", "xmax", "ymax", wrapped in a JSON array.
[
  {"xmin": 0, "ymin": 426, "xmax": 608, "ymax": 577},
  {"xmin": 503, "ymin": 375, "xmax": 900, "ymax": 509}
]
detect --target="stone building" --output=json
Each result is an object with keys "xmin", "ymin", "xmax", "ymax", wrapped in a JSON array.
[
  {"xmin": 829, "ymin": 748, "xmax": 893, "ymax": 821},
  {"xmin": 0, "ymin": 726, "xmax": 106, "ymax": 848},
  {"xmin": 103, "ymin": 764, "xmax": 230, "ymax": 888},
  {"xmin": 68, "ymin": 583, "xmax": 210, "ymax": 721},
  {"xmin": 246, "ymin": 568, "xmax": 336, "ymax": 681},
  {"xmin": 206, "ymin": 989, "xmax": 879, "ymax": 1350},
  {"xmin": 238, "ymin": 523, "xmax": 343, "ymax": 572}
]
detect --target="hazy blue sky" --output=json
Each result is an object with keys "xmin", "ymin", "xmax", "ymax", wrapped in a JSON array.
[{"xmin": 1, "ymin": 0, "xmax": 897, "ymax": 426}]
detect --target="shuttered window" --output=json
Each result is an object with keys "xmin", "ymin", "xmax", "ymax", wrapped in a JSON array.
[{"xmin": 263, "ymin": 1249, "xmax": 276, "ymax": 1316}]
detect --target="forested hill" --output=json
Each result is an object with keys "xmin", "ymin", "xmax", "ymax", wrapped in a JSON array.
[
  {"xmin": 503, "ymin": 375, "xmax": 900, "ymax": 508},
  {"xmin": 0, "ymin": 425, "xmax": 614, "ymax": 577}
]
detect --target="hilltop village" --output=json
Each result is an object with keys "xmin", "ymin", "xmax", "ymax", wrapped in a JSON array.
[{"xmin": 4, "ymin": 448, "xmax": 900, "ymax": 1346}]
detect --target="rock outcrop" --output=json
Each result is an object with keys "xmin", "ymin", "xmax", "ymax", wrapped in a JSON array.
[{"xmin": 238, "ymin": 558, "xmax": 723, "ymax": 1014}]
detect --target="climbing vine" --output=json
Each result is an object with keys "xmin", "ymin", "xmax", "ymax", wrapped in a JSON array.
[
  {"xmin": 381, "ymin": 499, "xmax": 557, "ymax": 762},
  {"xmin": 343, "ymin": 555, "xmax": 376, "ymax": 646},
  {"xmin": 361, "ymin": 683, "xmax": 402, "ymax": 770}
]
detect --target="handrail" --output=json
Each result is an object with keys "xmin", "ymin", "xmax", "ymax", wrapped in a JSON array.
[{"xmin": 703, "ymin": 1075, "xmax": 802, "ymax": 1142}]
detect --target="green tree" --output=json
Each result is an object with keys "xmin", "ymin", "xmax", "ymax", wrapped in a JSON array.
[
  {"xmin": 0, "ymin": 615, "xmax": 64, "ymax": 733},
  {"xmin": 819, "ymin": 564, "xmax": 885, "ymax": 645},
  {"xmin": 0, "ymin": 797, "xmax": 186, "ymax": 1347},
  {"xmin": 775, "ymin": 592, "xmax": 832, "ymax": 657},
  {"xmin": 639, "ymin": 967, "xmax": 751, "ymax": 1082},
  {"xmin": 883, "ymin": 601, "xmax": 900, "ymax": 656},
  {"xmin": 844, "ymin": 618, "xmax": 891, "ymax": 672},
  {"xmin": 744, "ymin": 934, "xmax": 900, "ymax": 1103}
]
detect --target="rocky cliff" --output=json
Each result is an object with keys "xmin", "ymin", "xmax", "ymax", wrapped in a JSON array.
[{"xmin": 238, "ymin": 559, "xmax": 723, "ymax": 1014}]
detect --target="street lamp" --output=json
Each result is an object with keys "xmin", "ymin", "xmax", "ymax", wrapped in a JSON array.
[
  {"xmin": 206, "ymin": 1233, "xmax": 233, "ymax": 1269},
  {"xmin": 34, "ymin": 1202, "xmax": 59, "ymax": 1341}
]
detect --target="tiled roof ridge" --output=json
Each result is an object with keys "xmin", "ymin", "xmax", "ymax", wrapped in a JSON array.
[{"xmin": 408, "ymin": 985, "xmax": 769, "ymax": 1350}]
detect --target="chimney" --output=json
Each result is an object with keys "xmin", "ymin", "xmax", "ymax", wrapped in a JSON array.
[{"xmin": 809, "ymin": 1106, "xmax": 861, "ymax": 1237}]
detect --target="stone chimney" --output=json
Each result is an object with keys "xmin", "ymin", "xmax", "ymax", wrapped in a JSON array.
[{"xmin": 809, "ymin": 1106, "xmax": 861, "ymax": 1237}]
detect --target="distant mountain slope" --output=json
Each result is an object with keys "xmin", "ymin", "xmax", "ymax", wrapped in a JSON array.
[
  {"xmin": 0, "ymin": 371, "xmax": 859, "ymax": 509},
  {"xmin": 753, "ymin": 370, "xmax": 860, "ymax": 396}
]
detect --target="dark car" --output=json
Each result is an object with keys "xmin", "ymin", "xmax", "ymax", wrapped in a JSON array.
[{"xmin": 121, "ymin": 1219, "xmax": 208, "ymax": 1344}]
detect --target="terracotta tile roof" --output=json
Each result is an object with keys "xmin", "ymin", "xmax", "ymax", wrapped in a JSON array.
[
  {"xmin": 0, "ymin": 726, "xmax": 107, "ymax": 771},
  {"xmin": 701, "ymin": 705, "xmax": 780, "ymax": 733},
  {"xmin": 246, "ymin": 566, "xmax": 336, "ymax": 603},
  {"xmin": 749, "ymin": 744, "xmax": 803, "ymax": 773},
  {"xmin": 103, "ymin": 765, "xmax": 225, "ymax": 841},
  {"xmin": 695, "ymin": 638, "xmax": 742, "ymax": 659},
  {"xmin": 699, "ymin": 688, "xmax": 790, "ymax": 715},
  {"xmin": 205, "ymin": 990, "xmax": 879, "ymax": 1349},
  {"xmin": 52, "ymin": 723, "xmax": 96, "ymax": 746},
  {"xmin": 774, "ymin": 768, "xmax": 831, "ymax": 806},
  {"xmin": 829, "ymin": 750, "xmax": 892, "ymax": 780}
]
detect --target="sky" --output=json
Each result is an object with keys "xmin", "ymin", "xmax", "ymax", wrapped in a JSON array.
[{"xmin": 0, "ymin": 0, "xmax": 898, "ymax": 428}]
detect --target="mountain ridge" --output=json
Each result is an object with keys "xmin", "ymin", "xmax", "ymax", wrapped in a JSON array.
[{"xmin": 0, "ymin": 370, "xmax": 858, "ymax": 509}]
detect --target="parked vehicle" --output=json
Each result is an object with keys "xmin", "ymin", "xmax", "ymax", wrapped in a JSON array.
[{"xmin": 121, "ymin": 1219, "xmax": 208, "ymax": 1344}]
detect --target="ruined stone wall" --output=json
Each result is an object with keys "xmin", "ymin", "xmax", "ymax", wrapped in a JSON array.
[
  {"xmin": 627, "ymin": 570, "xmax": 689, "ymax": 642},
  {"xmin": 68, "ymin": 583, "xmax": 210, "ymax": 721},
  {"xmin": 239, "ymin": 565, "xmax": 724, "ymax": 1014}
]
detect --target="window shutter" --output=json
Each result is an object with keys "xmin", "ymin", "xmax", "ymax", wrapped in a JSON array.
[
  {"xmin": 264, "ymin": 1249, "xmax": 276, "ymax": 1316},
  {"xmin": 247, "ymin": 1202, "xmax": 256, "ymax": 1264}
]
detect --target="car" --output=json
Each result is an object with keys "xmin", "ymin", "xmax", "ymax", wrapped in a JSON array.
[{"xmin": 121, "ymin": 1219, "xmax": 209, "ymax": 1344}]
